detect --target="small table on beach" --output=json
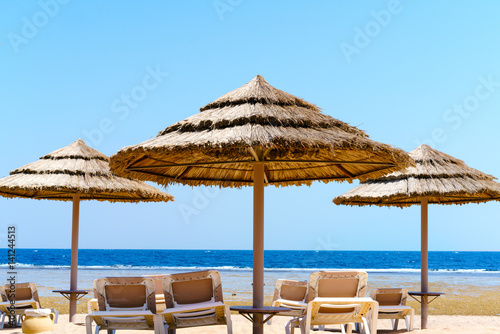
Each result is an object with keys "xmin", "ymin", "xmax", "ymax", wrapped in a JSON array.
[
  {"xmin": 408, "ymin": 291, "xmax": 445, "ymax": 305},
  {"xmin": 52, "ymin": 289, "xmax": 91, "ymax": 301},
  {"xmin": 230, "ymin": 306, "xmax": 291, "ymax": 325},
  {"xmin": 52, "ymin": 289, "xmax": 91, "ymax": 320},
  {"xmin": 408, "ymin": 291, "xmax": 445, "ymax": 329}
]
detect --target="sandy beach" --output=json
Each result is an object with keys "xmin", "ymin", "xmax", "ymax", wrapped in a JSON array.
[
  {"xmin": 1, "ymin": 313, "xmax": 499, "ymax": 334},
  {"xmin": 2, "ymin": 267, "xmax": 499, "ymax": 333}
]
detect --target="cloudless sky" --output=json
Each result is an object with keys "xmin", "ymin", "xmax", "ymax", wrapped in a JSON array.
[{"xmin": 1, "ymin": 0, "xmax": 499, "ymax": 251}]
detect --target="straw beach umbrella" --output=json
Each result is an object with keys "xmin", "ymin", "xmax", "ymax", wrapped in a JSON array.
[
  {"xmin": 0, "ymin": 139, "xmax": 173, "ymax": 322},
  {"xmin": 334, "ymin": 144, "xmax": 500, "ymax": 328},
  {"xmin": 110, "ymin": 75, "xmax": 413, "ymax": 333}
]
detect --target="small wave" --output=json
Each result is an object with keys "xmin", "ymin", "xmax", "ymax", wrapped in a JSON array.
[{"xmin": 0, "ymin": 264, "xmax": 498, "ymax": 274}]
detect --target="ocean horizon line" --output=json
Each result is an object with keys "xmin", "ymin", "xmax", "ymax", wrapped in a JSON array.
[
  {"xmin": 2, "ymin": 263, "xmax": 499, "ymax": 274},
  {"xmin": 4, "ymin": 248, "xmax": 500, "ymax": 252},
  {"xmin": 4, "ymin": 249, "xmax": 498, "ymax": 273}
]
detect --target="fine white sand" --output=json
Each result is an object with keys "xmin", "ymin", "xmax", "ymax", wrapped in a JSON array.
[{"xmin": 2, "ymin": 313, "xmax": 499, "ymax": 334}]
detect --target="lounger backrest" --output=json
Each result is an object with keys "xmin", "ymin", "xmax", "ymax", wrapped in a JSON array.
[
  {"xmin": 105, "ymin": 285, "xmax": 147, "ymax": 308},
  {"xmin": 318, "ymin": 277, "xmax": 359, "ymax": 297},
  {"xmin": 370, "ymin": 288, "xmax": 407, "ymax": 306},
  {"xmin": 172, "ymin": 278, "xmax": 214, "ymax": 304},
  {"xmin": 281, "ymin": 283, "xmax": 308, "ymax": 301},
  {"xmin": 94, "ymin": 277, "xmax": 156, "ymax": 313},
  {"xmin": 272, "ymin": 279, "xmax": 308, "ymax": 303},
  {"xmin": 0, "ymin": 283, "xmax": 39, "ymax": 304},
  {"xmin": 163, "ymin": 270, "xmax": 223, "ymax": 308},
  {"xmin": 307, "ymin": 271, "xmax": 368, "ymax": 303}
]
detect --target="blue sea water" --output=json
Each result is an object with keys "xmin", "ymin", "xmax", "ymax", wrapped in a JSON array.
[
  {"xmin": 1, "ymin": 249, "xmax": 499, "ymax": 298},
  {"xmin": 2, "ymin": 249, "xmax": 499, "ymax": 273}
]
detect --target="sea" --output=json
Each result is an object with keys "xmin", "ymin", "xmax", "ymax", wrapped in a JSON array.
[{"xmin": 1, "ymin": 249, "xmax": 499, "ymax": 300}]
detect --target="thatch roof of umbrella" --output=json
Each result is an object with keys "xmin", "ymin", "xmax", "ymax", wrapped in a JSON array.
[
  {"xmin": 333, "ymin": 144, "xmax": 500, "ymax": 207},
  {"xmin": 333, "ymin": 144, "xmax": 500, "ymax": 329},
  {"xmin": 110, "ymin": 75, "xmax": 414, "ymax": 187},
  {"xmin": 109, "ymin": 75, "xmax": 415, "ymax": 333},
  {"xmin": 0, "ymin": 139, "xmax": 172, "ymax": 322},
  {"xmin": 0, "ymin": 139, "xmax": 174, "ymax": 202}
]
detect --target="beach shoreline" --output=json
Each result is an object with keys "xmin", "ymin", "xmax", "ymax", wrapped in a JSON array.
[
  {"xmin": 1, "ymin": 268, "xmax": 499, "ymax": 333},
  {"xmin": 8, "ymin": 267, "xmax": 496, "ymax": 317}
]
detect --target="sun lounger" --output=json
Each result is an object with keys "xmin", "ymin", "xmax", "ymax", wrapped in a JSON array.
[
  {"xmin": 288, "ymin": 297, "xmax": 379, "ymax": 334},
  {"xmin": 160, "ymin": 270, "xmax": 232, "ymax": 334},
  {"xmin": 268, "ymin": 279, "xmax": 308, "ymax": 325},
  {"xmin": 286, "ymin": 271, "xmax": 372, "ymax": 334},
  {"xmin": 370, "ymin": 288, "xmax": 414, "ymax": 331},
  {"xmin": 0, "ymin": 282, "xmax": 58, "ymax": 328},
  {"xmin": 86, "ymin": 277, "xmax": 164, "ymax": 334}
]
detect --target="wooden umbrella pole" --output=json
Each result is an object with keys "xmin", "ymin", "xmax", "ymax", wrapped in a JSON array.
[
  {"xmin": 70, "ymin": 194, "xmax": 80, "ymax": 323},
  {"xmin": 253, "ymin": 163, "xmax": 265, "ymax": 334},
  {"xmin": 421, "ymin": 197, "xmax": 429, "ymax": 329}
]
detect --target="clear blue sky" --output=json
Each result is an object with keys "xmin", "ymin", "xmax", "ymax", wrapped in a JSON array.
[{"xmin": 1, "ymin": 0, "xmax": 499, "ymax": 251}]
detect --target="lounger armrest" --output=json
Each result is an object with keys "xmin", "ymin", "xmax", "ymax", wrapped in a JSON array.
[
  {"xmin": 161, "ymin": 301, "xmax": 225, "ymax": 315},
  {"xmin": 378, "ymin": 305, "xmax": 412, "ymax": 311},
  {"xmin": 88, "ymin": 310, "xmax": 156, "ymax": 317},
  {"xmin": 0, "ymin": 300, "xmax": 38, "ymax": 312},
  {"xmin": 273, "ymin": 299, "xmax": 307, "ymax": 312},
  {"xmin": 312, "ymin": 297, "xmax": 374, "ymax": 302},
  {"xmin": 309, "ymin": 298, "xmax": 379, "ymax": 317},
  {"xmin": 86, "ymin": 310, "xmax": 163, "ymax": 334},
  {"xmin": 160, "ymin": 301, "xmax": 231, "ymax": 328},
  {"xmin": 378, "ymin": 305, "xmax": 413, "ymax": 316},
  {"xmin": 87, "ymin": 311, "xmax": 158, "ymax": 326},
  {"xmin": 87, "ymin": 298, "xmax": 98, "ymax": 314},
  {"xmin": 0, "ymin": 302, "xmax": 9, "ymax": 313},
  {"xmin": 274, "ymin": 299, "xmax": 307, "ymax": 307}
]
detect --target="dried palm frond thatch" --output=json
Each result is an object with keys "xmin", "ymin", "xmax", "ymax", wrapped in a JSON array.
[
  {"xmin": 110, "ymin": 75, "xmax": 413, "ymax": 187},
  {"xmin": 333, "ymin": 144, "xmax": 500, "ymax": 207},
  {"xmin": 109, "ymin": 75, "xmax": 416, "ymax": 334},
  {"xmin": 0, "ymin": 139, "xmax": 173, "ymax": 202},
  {"xmin": 333, "ymin": 144, "xmax": 500, "ymax": 329},
  {"xmin": 0, "ymin": 139, "xmax": 173, "ymax": 323}
]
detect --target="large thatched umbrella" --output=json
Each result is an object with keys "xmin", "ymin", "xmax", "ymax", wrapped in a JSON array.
[
  {"xmin": 334, "ymin": 144, "xmax": 500, "ymax": 328},
  {"xmin": 0, "ymin": 139, "xmax": 173, "ymax": 322},
  {"xmin": 110, "ymin": 75, "xmax": 413, "ymax": 333}
]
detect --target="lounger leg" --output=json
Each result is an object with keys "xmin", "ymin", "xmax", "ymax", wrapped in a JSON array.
[
  {"xmin": 285, "ymin": 319, "xmax": 291, "ymax": 334},
  {"xmin": 300, "ymin": 316, "xmax": 309, "ymax": 334},
  {"xmin": 393, "ymin": 319, "xmax": 399, "ymax": 330},
  {"xmin": 154, "ymin": 315, "xmax": 165, "ymax": 334},
  {"xmin": 369, "ymin": 303, "xmax": 378, "ymax": 334},
  {"xmin": 224, "ymin": 305, "xmax": 233, "ymax": 334},
  {"xmin": 364, "ymin": 310, "xmax": 371, "ymax": 333},
  {"xmin": 85, "ymin": 315, "xmax": 94, "ymax": 334},
  {"xmin": 409, "ymin": 309, "xmax": 415, "ymax": 331},
  {"xmin": 362, "ymin": 318, "xmax": 370, "ymax": 334}
]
